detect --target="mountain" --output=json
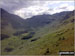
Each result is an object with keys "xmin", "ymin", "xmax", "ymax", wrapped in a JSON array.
[
  {"xmin": 0, "ymin": 9, "xmax": 54, "ymax": 37},
  {"xmin": 1, "ymin": 8, "xmax": 74, "ymax": 39},
  {"xmin": 11, "ymin": 10, "xmax": 74, "ymax": 55},
  {"xmin": 24, "ymin": 11, "xmax": 72, "ymax": 29},
  {"xmin": 1, "ymin": 8, "xmax": 74, "ymax": 55},
  {"xmin": 1, "ymin": 8, "xmax": 73, "ymax": 30},
  {"xmin": 1, "ymin": 8, "xmax": 29, "ymax": 39},
  {"xmin": 1, "ymin": 8, "xmax": 74, "ymax": 38},
  {"xmin": 25, "ymin": 14, "xmax": 55, "ymax": 29},
  {"xmin": 1, "ymin": 8, "xmax": 26, "ymax": 29}
]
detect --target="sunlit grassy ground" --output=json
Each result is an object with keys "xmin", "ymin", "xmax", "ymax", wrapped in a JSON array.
[
  {"xmin": 1, "ymin": 14, "xmax": 74, "ymax": 55},
  {"xmin": 1, "ymin": 22, "xmax": 74, "ymax": 55}
]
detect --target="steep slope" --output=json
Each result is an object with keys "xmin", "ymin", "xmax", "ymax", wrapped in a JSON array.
[
  {"xmin": 24, "ymin": 11, "xmax": 72, "ymax": 29},
  {"xmin": 9, "ymin": 10, "xmax": 74, "ymax": 55},
  {"xmin": 1, "ymin": 8, "xmax": 28, "ymax": 40},
  {"xmin": 1, "ymin": 8, "xmax": 73, "ymax": 35},
  {"xmin": 1, "ymin": 8, "xmax": 26, "ymax": 29},
  {"xmin": 1, "ymin": 9, "xmax": 74, "ymax": 55},
  {"xmin": 25, "ymin": 14, "xmax": 55, "ymax": 29},
  {"xmin": 30, "ymin": 11, "xmax": 74, "ymax": 39}
]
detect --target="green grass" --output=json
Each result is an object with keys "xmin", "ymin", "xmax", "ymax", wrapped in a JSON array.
[{"xmin": 1, "ymin": 16, "xmax": 74, "ymax": 55}]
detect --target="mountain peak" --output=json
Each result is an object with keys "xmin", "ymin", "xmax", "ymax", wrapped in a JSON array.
[{"xmin": 0, "ymin": 8, "xmax": 7, "ymax": 13}]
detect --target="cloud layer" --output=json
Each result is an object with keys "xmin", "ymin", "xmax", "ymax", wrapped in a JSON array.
[{"xmin": 0, "ymin": 0, "xmax": 74, "ymax": 19}]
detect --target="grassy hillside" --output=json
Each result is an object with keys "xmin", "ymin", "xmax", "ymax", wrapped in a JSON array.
[{"xmin": 1, "ymin": 10, "xmax": 74, "ymax": 55}]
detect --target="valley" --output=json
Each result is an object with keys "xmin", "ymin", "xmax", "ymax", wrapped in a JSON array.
[{"xmin": 1, "ymin": 8, "xmax": 74, "ymax": 55}]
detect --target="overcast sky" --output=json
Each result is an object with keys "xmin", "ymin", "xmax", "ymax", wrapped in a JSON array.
[{"xmin": 0, "ymin": 0, "xmax": 74, "ymax": 19}]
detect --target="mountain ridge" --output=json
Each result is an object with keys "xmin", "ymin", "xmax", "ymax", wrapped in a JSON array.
[
  {"xmin": 1, "ymin": 8, "xmax": 74, "ymax": 36},
  {"xmin": 1, "ymin": 8, "xmax": 74, "ymax": 55}
]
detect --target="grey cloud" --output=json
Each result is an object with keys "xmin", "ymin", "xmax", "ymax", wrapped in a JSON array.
[
  {"xmin": 0, "ymin": 0, "xmax": 38, "ymax": 13},
  {"xmin": 59, "ymin": 7, "xmax": 67, "ymax": 9},
  {"xmin": 0, "ymin": 0, "xmax": 52, "ymax": 13}
]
